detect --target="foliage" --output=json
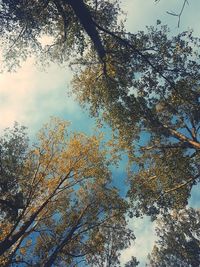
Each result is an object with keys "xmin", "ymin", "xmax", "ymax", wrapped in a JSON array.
[
  {"xmin": 124, "ymin": 256, "xmax": 139, "ymax": 267},
  {"xmin": 0, "ymin": 118, "xmax": 133, "ymax": 266},
  {"xmin": 147, "ymin": 208, "xmax": 200, "ymax": 267},
  {"xmin": 0, "ymin": 0, "xmax": 122, "ymax": 71},
  {"xmin": 72, "ymin": 25, "xmax": 200, "ymax": 217},
  {"xmin": 0, "ymin": 123, "xmax": 28, "ymax": 221},
  {"xmin": 86, "ymin": 218, "xmax": 135, "ymax": 266}
]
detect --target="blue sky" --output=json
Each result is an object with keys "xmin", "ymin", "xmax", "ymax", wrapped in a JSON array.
[{"xmin": 0, "ymin": 0, "xmax": 200, "ymax": 266}]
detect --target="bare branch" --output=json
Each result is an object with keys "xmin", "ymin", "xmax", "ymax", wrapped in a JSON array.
[{"xmin": 167, "ymin": 0, "xmax": 189, "ymax": 27}]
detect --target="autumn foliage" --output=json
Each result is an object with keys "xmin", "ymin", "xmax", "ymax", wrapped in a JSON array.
[{"xmin": 0, "ymin": 118, "xmax": 132, "ymax": 266}]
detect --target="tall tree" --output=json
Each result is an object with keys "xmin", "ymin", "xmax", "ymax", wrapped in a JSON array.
[
  {"xmin": 72, "ymin": 25, "xmax": 200, "ymax": 217},
  {"xmin": 0, "ymin": 118, "xmax": 133, "ymax": 266},
  {"xmin": 147, "ymin": 208, "xmax": 200, "ymax": 267}
]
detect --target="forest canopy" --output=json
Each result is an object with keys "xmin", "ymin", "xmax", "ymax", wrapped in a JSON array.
[{"xmin": 0, "ymin": 0, "xmax": 200, "ymax": 266}]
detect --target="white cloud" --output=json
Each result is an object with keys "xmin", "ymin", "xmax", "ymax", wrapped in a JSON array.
[
  {"xmin": 120, "ymin": 216, "xmax": 157, "ymax": 266},
  {"xmin": 0, "ymin": 57, "xmax": 80, "ymax": 134}
]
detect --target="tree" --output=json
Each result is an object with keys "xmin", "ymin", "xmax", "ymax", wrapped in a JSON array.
[
  {"xmin": 147, "ymin": 208, "xmax": 200, "ymax": 267},
  {"xmin": 0, "ymin": 118, "xmax": 134, "ymax": 266},
  {"xmin": 0, "ymin": 123, "xmax": 28, "ymax": 222},
  {"xmin": 0, "ymin": 0, "xmax": 121, "ymax": 71},
  {"xmin": 86, "ymin": 218, "xmax": 135, "ymax": 266},
  {"xmin": 1, "ymin": 0, "xmax": 192, "ymax": 72},
  {"xmin": 72, "ymin": 25, "xmax": 200, "ymax": 217}
]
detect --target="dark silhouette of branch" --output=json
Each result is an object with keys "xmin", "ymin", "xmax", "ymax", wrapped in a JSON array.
[{"xmin": 65, "ymin": 0, "xmax": 106, "ymax": 60}]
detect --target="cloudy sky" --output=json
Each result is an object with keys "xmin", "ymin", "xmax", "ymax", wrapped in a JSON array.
[{"xmin": 0, "ymin": 0, "xmax": 200, "ymax": 266}]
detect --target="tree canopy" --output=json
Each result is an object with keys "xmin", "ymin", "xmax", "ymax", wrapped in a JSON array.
[
  {"xmin": 148, "ymin": 208, "xmax": 200, "ymax": 267},
  {"xmin": 0, "ymin": 0, "xmax": 200, "ymax": 265},
  {"xmin": 0, "ymin": 0, "xmax": 121, "ymax": 71},
  {"xmin": 72, "ymin": 24, "xmax": 200, "ymax": 217},
  {"xmin": 0, "ymin": 118, "xmax": 134, "ymax": 266}
]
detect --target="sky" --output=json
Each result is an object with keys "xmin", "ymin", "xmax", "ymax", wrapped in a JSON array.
[{"xmin": 0, "ymin": 0, "xmax": 200, "ymax": 266}]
